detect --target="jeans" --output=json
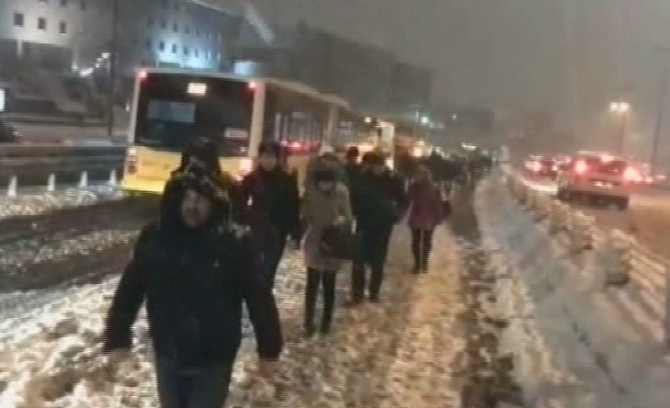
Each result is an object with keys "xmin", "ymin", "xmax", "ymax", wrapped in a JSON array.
[
  {"xmin": 261, "ymin": 230, "xmax": 287, "ymax": 288},
  {"xmin": 410, "ymin": 228, "xmax": 435, "ymax": 271},
  {"xmin": 304, "ymin": 269, "xmax": 337, "ymax": 333},
  {"xmin": 154, "ymin": 358, "xmax": 235, "ymax": 408},
  {"xmin": 351, "ymin": 224, "xmax": 393, "ymax": 301}
]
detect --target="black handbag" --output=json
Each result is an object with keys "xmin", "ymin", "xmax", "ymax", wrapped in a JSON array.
[{"xmin": 319, "ymin": 225, "xmax": 358, "ymax": 261}]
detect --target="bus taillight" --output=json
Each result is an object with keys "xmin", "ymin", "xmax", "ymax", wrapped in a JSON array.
[
  {"xmin": 138, "ymin": 70, "xmax": 148, "ymax": 81},
  {"xmin": 126, "ymin": 148, "xmax": 138, "ymax": 174},
  {"xmin": 247, "ymin": 81, "xmax": 257, "ymax": 91}
]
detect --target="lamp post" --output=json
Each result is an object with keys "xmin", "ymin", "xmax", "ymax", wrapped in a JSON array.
[{"xmin": 609, "ymin": 101, "xmax": 630, "ymax": 155}]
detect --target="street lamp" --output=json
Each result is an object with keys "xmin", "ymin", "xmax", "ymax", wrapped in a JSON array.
[{"xmin": 609, "ymin": 101, "xmax": 630, "ymax": 154}]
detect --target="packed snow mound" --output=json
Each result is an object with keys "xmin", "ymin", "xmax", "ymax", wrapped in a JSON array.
[
  {"xmin": 0, "ymin": 227, "xmax": 467, "ymax": 408},
  {"xmin": 0, "ymin": 186, "xmax": 124, "ymax": 219},
  {"xmin": 475, "ymin": 175, "xmax": 670, "ymax": 408}
]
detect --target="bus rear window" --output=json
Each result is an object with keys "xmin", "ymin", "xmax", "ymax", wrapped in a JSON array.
[{"xmin": 134, "ymin": 73, "xmax": 253, "ymax": 156}]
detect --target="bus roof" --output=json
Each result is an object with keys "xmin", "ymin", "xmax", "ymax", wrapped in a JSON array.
[{"xmin": 137, "ymin": 67, "xmax": 350, "ymax": 108}]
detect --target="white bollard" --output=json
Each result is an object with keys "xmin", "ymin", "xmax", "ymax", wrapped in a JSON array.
[
  {"xmin": 603, "ymin": 232, "xmax": 631, "ymax": 286},
  {"xmin": 108, "ymin": 169, "xmax": 118, "ymax": 186},
  {"xmin": 6, "ymin": 176, "xmax": 17, "ymax": 198},
  {"xmin": 46, "ymin": 173, "xmax": 56, "ymax": 193},
  {"xmin": 78, "ymin": 171, "xmax": 88, "ymax": 189}
]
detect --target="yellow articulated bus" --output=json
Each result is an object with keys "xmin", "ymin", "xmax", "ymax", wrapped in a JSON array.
[{"xmin": 122, "ymin": 68, "xmax": 349, "ymax": 195}]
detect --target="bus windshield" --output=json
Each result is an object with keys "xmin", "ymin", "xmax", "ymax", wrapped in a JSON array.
[{"xmin": 134, "ymin": 73, "xmax": 254, "ymax": 156}]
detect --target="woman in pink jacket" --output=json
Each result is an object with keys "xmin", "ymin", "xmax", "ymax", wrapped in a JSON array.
[{"xmin": 407, "ymin": 166, "xmax": 445, "ymax": 273}]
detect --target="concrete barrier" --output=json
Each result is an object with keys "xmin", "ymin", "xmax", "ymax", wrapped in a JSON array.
[{"xmin": 477, "ymin": 175, "xmax": 670, "ymax": 408}]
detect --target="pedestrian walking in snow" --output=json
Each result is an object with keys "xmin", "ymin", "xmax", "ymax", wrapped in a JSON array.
[
  {"xmin": 301, "ymin": 168, "xmax": 353, "ymax": 336},
  {"xmin": 241, "ymin": 140, "xmax": 301, "ymax": 288},
  {"xmin": 407, "ymin": 166, "xmax": 445, "ymax": 273},
  {"xmin": 103, "ymin": 170, "xmax": 282, "ymax": 408},
  {"xmin": 348, "ymin": 152, "xmax": 407, "ymax": 304}
]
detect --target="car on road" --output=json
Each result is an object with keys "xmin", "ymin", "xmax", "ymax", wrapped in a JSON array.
[
  {"xmin": 524, "ymin": 155, "xmax": 560, "ymax": 179},
  {"xmin": 0, "ymin": 119, "xmax": 21, "ymax": 143},
  {"xmin": 556, "ymin": 153, "xmax": 637, "ymax": 210}
]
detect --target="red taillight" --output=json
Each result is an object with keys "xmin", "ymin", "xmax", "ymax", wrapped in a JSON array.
[
  {"xmin": 138, "ymin": 70, "xmax": 148, "ymax": 81},
  {"xmin": 574, "ymin": 161, "xmax": 588, "ymax": 174},
  {"xmin": 623, "ymin": 167, "xmax": 640, "ymax": 182},
  {"xmin": 248, "ymin": 81, "xmax": 257, "ymax": 91},
  {"xmin": 530, "ymin": 161, "xmax": 542, "ymax": 172}
]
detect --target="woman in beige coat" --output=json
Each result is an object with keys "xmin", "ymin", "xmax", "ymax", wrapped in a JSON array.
[{"xmin": 301, "ymin": 168, "xmax": 353, "ymax": 336}]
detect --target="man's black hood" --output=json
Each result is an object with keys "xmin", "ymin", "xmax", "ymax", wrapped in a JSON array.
[{"xmin": 160, "ymin": 168, "xmax": 231, "ymax": 232}]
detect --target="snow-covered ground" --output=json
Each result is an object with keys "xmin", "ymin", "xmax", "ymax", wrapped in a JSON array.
[
  {"xmin": 0, "ymin": 226, "xmax": 467, "ymax": 408},
  {"xmin": 0, "ymin": 185, "xmax": 124, "ymax": 219},
  {"xmin": 475, "ymin": 174, "xmax": 670, "ymax": 408}
]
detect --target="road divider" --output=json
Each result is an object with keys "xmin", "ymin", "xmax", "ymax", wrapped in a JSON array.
[
  {"xmin": 0, "ymin": 144, "xmax": 125, "ymax": 188},
  {"xmin": 503, "ymin": 169, "xmax": 670, "ymax": 342}
]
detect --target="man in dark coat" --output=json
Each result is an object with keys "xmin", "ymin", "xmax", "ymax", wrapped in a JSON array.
[
  {"xmin": 349, "ymin": 151, "xmax": 408, "ymax": 304},
  {"xmin": 103, "ymin": 170, "xmax": 282, "ymax": 408},
  {"xmin": 241, "ymin": 140, "xmax": 301, "ymax": 288}
]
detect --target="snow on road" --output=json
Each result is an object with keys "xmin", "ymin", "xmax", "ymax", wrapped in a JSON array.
[
  {"xmin": 0, "ymin": 186, "xmax": 124, "ymax": 219},
  {"xmin": 0, "ymin": 226, "xmax": 467, "ymax": 408},
  {"xmin": 475, "ymin": 174, "xmax": 670, "ymax": 408}
]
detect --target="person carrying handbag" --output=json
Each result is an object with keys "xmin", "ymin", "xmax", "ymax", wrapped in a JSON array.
[{"xmin": 301, "ymin": 168, "xmax": 353, "ymax": 337}]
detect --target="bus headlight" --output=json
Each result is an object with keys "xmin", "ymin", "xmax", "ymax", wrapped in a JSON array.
[
  {"xmin": 126, "ymin": 147, "xmax": 138, "ymax": 174},
  {"xmin": 238, "ymin": 157, "xmax": 253, "ymax": 179}
]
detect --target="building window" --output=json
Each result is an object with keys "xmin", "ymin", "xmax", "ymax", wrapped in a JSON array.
[
  {"xmin": 37, "ymin": 17, "xmax": 47, "ymax": 31},
  {"xmin": 184, "ymin": 26, "xmax": 190, "ymax": 35},
  {"xmin": 145, "ymin": 38, "xmax": 152, "ymax": 49},
  {"xmin": 172, "ymin": 43, "xmax": 177, "ymax": 53},
  {"xmin": 160, "ymin": 19, "xmax": 166, "ymax": 29},
  {"xmin": 59, "ymin": 21, "xmax": 67, "ymax": 34},
  {"xmin": 60, "ymin": 0, "xmax": 68, "ymax": 6},
  {"xmin": 159, "ymin": 41, "xmax": 165, "ymax": 51},
  {"xmin": 13, "ymin": 13, "xmax": 24, "ymax": 27},
  {"xmin": 172, "ymin": 23, "xmax": 178, "ymax": 33},
  {"xmin": 80, "ymin": 0, "xmax": 86, "ymax": 11},
  {"xmin": 183, "ymin": 46, "xmax": 189, "ymax": 56}
]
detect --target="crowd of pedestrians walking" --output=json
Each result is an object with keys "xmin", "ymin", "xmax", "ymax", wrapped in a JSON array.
[{"xmin": 101, "ymin": 138, "xmax": 454, "ymax": 408}]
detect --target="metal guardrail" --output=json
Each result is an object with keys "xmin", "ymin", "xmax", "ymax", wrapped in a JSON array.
[
  {"xmin": 0, "ymin": 144, "xmax": 125, "ymax": 159},
  {"xmin": 0, "ymin": 145, "xmax": 126, "ymax": 187}
]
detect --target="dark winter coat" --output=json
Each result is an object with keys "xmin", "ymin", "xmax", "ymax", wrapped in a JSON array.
[
  {"xmin": 103, "ymin": 180, "xmax": 283, "ymax": 368},
  {"xmin": 354, "ymin": 169, "xmax": 408, "ymax": 230},
  {"xmin": 240, "ymin": 167, "xmax": 300, "ymax": 238},
  {"xmin": 407, "ymin": 179, "xmax": 444, "ymax": 230},
  {"xmin": 344, "ymin": 162, "xmax": 362, "ymax": 217}
]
